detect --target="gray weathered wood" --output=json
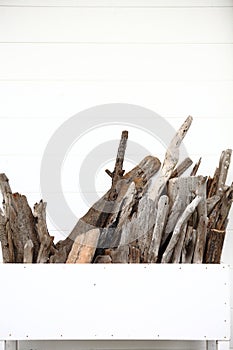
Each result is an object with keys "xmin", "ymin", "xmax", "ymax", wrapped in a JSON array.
[
  {"xmin": 23, "ymin": 239, "xmax": 34, "ymax": 263},
  {"xmin": 181, "ymin": 226, "xmax": 197, "ymax": 263},
  {"xmin": 162, "ymin": 195, "xmax": 202, "ymax": 263},
  {"xmin": 148, "ymin": 195, "xmax": 169, "ymax": 263},
  {"xmin": 66, "ymin": 228, "xmax": 100, "ymax": 263},
  {"xmin": 149, "ymin": 116, "xmax": 193, "ymax": 201}
]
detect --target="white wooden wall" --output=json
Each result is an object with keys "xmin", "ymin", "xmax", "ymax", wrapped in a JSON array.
[{"xmin": 0, "ymin": 0, "xmax": 232, "ymax": 349}]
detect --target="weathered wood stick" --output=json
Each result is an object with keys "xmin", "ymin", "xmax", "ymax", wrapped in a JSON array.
[
  {"xmin": 66, "ymin": 228, "xmax": 100, "ymax": 263},
  {"xmin": 149, "ymin": 116, "xmax": 193, "ymax": 201},
  {"xmin": 148, "ymin": 195, "xmax": 169, "ymax": 263},
  {"xmin": 172, "ymin": 223, "xmax": 187, "ymax": 263},
  {"xmin": 208, "ymin": 168, "xmax": 220, "ymax": 198},
  {"xmin": 0, "ymin": 208, "xmax": 11, "ymax": 263},
  {"xmin": 23, "ymin": 239, "xmax": 34, "ymax": 263},
  {"xmin": 34, "ymin": 200, "xmax": 54, "ymax": 263},
  {"xmin": 204, "ymin": 229, "xmax": 225, "ymax": 263},
  {"xmin": 216, "ymin": 149, "xmax": 232, "ymax": 196},
  {"xmin": 162, "ymin": 195, "xmax": 202, "ymax": 263},
  {"xmin": 107, "ymin": 130, "xmax": 128, "ymax": 201},
  {"xmin": 193, "ymin": 215, "xmax": 208, "ymax": 264},
  {"xmin": 171, "ymin": 157, "xmax": 193, "ymax": 178},
  {"xmin": 193, "ymin": 176, "xmax": 208, "ymax": 263},
  {"xmin": 207, "ymin": 195, "xmax": 221, "ymax": 215},
  {"xmin": 181, "ymin": 226, "xmax": 196, "ymax": 263},
  {"xmin": 190, "ymin": 157, "xmax": 201, "ymax": 176}
]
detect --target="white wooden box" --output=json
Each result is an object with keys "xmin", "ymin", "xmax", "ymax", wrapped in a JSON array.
[{"xmin": 0, "ymin": 264, "xmax": 230, "ymax": 349}]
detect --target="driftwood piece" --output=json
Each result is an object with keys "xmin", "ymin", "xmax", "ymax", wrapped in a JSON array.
[
  {"xmin": 182, "ymin": 226, "xmax": 197, "ymax": 263},
  {"xmin": 34, "ymin": 201, "xmax": 54, "ymax": 263},
  {"xmin": 163, "ymin": 176, "xmax": 201, "ymax": 245},
  {"xmin": 216, "ymin": 149, "xmax": 232, "ymax": 196},
  {"xmin": 66, "ymin": 228, "xmax": 100, "ymax": 263},
  {"xmin": 193, "ymin": 176, "xmax": 208, "ymax": 263},
  {"xmin": 149, "ymin": 116, "xmax": 193, "ymax": 201},
  {"xmin": 190, "ymin": 157, "xmax": 201, "ymax": 176},
  {"xmin": 208, "ymin": 168, "xmax": 220, "ymax": 198},
  {"xmin": 171, "ymin": 157, "xmax": 193, "ymax": 178},
  {"xmin": 0, "ymin": 174, "xmax": 40, "ymax": 263},
  {"xmin": 162, "ymin": 195, "xmax": 202, "ymax": 263},
  {"xmin": 172, "ymin": 223, "xmax": 187, "ymax": 263},
  {"xmin": 204, "ymin": 229, "xmax": 225, "ymax": 263},
  {"xmin": 23, "ymin": 239, "xmax": 34, "ymax": 263},
  {"xmin": 148, "ymin": 195, "xmax": 169, "ymax": 263},
  {"xmin": 207, "ymin": 195, "xmax": 221, "ymax": 215},
  {"xmin": 0, "ymin": 208, "xmax": 11, "ymax": 263},
  {"xmin": 53, "ymin": 155, "xmax": 161, "ymax": 262}
]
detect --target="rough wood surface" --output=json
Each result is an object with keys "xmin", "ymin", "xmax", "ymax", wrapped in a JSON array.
[
  {"xmin": 162, "ymin": 195, "xmax": 202, "ymax": 263},
  {"xmin": 204, "ymin": 229, "xmax": 225, "ymax": 263},
  {"xmin": 23, "ymin": 239, "xmax": 34, "ymax": 263},
  {"xmin": 148, "ymin": 195, "xmax": 169, "ymax": 263},
  {"xmin": 171, "ymin": 157, "xmax": 193, "ymax": 178},
  {"xmin": 149, "ymin": 116, "xmax": 193, "ymax": 201},
  {"xmin": 66, "ymin": 228, "xmax": 100, "ymax": 263},
  {"xmin": 34, "ymin": 201, "xmax": 54, "ymax": 263}
]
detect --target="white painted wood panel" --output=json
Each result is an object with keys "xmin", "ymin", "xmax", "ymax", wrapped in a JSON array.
[
  {"xmin": 0, "ymin": 7, "xmax": 232, "ymax": 43},
  {"xmin": 0, "ymin": 82, "xmax": 232, "ymax": 119},
  {"xmin": 0, "ymin": 44, "xmax": 232, "ymax": 81},
  {"xmin": 0, "ymin": 0, "xmax": 232, "ymax": 7},
  {"xmin": 0, "ymin": 265, "xmax": 230, "ymax": 341}
]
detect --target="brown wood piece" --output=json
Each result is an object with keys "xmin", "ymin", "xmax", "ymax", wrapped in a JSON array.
[{"xmin": 204, "ymin": 229, "xmax": 225, "ymax": 263}]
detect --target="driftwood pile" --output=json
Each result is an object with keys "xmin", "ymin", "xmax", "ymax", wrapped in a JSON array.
[{"xmin": 0, "ymin": 116, "xmax": 232, "ymax": 264}]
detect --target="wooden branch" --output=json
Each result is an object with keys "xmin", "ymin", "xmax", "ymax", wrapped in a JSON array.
[
  {"xmin": 66, "ymin": 229, "xmax": 100, "ymax": 263},
  {"xmin": 172, "ymin": 223, "xmax": 187, "ymax": 263},
  {"xmin": 149, "ymin": 116, "xmax": 193, "ymax": 201},
  {"xmin": 171, "ymin": 157, "xmax": 193, "ymax": 178},
  {"xmin": 148, "ymin": 195, "xmax": 169, "ymax": 263},
  {"xmin": 162, "ymin": 195, "xmax": 202, "ymax": 263},
  {"xmin": 193, "ymin": 176, "xmax": 208, "ymax": 264},
  {"xmin": 193, "ymin": 215, "xmax": 208, "ymax": 264},
  {"xmin": 0, "ymin": 208, "xmax": 11, "ymax": 263},
  {"xmin": 23, "ymin": 239, "xmax": 34, "ymax": 263},
  {"xmin": 190, "ymin": 157, "xmax": 201, "ymax": 176},
  {"xmin": 204, "ymin": 229, "xmax": 225, "ymax": 263},
  {"xmin": 34, "ymin": 200, "xmax": 54, "ymax": 263},
  {"xmin": 162, "ymin": 176, "xmax": 201, "ymax": 246},
  {"xmin": 181, "ymin": 226, "xmax": 197, "ymax": 263},
  {"xmin": 207, "ymin": 195, "xmax": 221, "ymax": 215},
  {"xmin": 216, "ymin": 149, "xmax": 232, "ymax": 196},
  {"xmin": 108, "ymin": 130, "xmax": 128, "ymax": 201},
  {"xmin": 208, "ymin": 167, "xmax": 220, "ymax": 198}
]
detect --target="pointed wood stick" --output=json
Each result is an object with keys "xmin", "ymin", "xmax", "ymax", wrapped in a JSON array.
[
  {"xmin": 171, "ymin": 157, "xmax": 193, "ymax": 178},
  {"xmin": 190, "ymin": 157, "xmax": 201, "ymax": 176},
  {"xmin": 149, "ymin": 116, "xmax": 193, "ymax": 201},
  {"xmin": 216, "ymin": 149, "xmax": 232, "ymax": 196},
  {"xmin": 148, "ymin": 195, "xmax": 169, "ymax": 263},
  {"xmin": 162, "ymin": 195, "xmax": 202, "ymax": 263}
]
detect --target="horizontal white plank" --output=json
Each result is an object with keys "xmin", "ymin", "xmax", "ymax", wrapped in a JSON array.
[
  {"xmin": 0, "ymin": 44, "xmax": 232, "ymax": 81},
  {"xmin": 0, "ymin": 82, "xmax": 232, "ymax": 119},
  {"xmin": 0, "ymin": 264, "xmax": 230, "ymax": 340},
  {"xmin": 0, "ymin": 8, "xmax": 232, "ymax": 43},
  {"xmin": 0, "ymin": 0, "xmax": 232, "ymax": 7}
]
